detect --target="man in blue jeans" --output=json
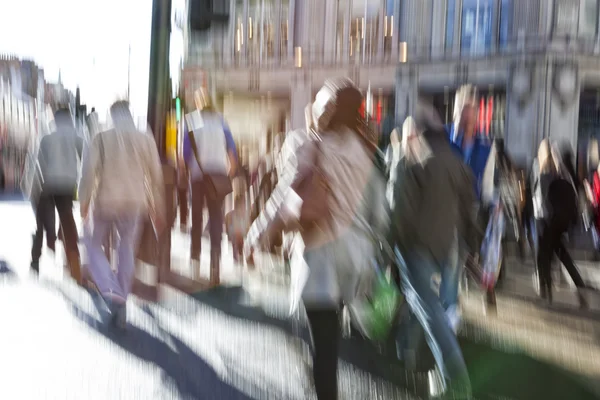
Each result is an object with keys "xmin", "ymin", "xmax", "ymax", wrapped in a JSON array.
[{"xmin": 390, "ymin": 102, "xmax": 478, "ymax": 399}]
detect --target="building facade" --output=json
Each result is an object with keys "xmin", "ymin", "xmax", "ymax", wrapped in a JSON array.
[{"xmin": 184, "ymin": 0, "xmax": 600, "ymax": 164}]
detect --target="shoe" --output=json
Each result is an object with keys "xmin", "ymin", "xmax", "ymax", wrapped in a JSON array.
[
  {"xmin": 210, "ymin": 257, "xmax": 220, "ymax": 286},
  {"xmin": 111, "ymin": 304, "xmax": 127, "ymax": 330},
  {"xmin": 445, "ymin": 305, "xmax": 462, "ymax": 334},
  {"xmin": 103, "ymin": 295, "xmax": 127, "ymax": 330},
  {"xmin": 30, "ymin": 261, "xmax": 39, "ymax": 274},
  {"xmin": 191, "ymin": 259, "xmax": 201, "ymax": 280}
]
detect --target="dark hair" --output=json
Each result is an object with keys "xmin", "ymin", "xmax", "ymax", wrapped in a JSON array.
[{"xmin": 328, "ymin": 86, "xmax": 363, "ymax": 130}]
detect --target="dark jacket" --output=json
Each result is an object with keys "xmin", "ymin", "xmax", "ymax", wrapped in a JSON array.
[{"xmin": 390, "ymin": 129, "xmax": 479, "ymax": 264}]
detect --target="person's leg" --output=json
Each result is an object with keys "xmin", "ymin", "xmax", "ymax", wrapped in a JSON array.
[
  {"xmin": 190, "ymin": 182, "xmax": 205, "ymax": 262},
  {"xmin": 306, "ymin": 308, "xmax": 340, "ymax": 400},
  {"xmin": 402, "ymin": 250, "xmax": 471, "ymax": 396},
  {"xmin": 440, "ymin": 235, "xmax": 463, "ymax": 332},
  {"xmin": 537, "ymin": 223, "xmax": 554, "ymax": 302},
  {"xmin": 53, "ymin": 194, "xmax": 82, "ymax": 284},
  {"xmin": 31, "ymin": 197, "xmax": 50, "ymax": 271},
  {"xmin": 178, "ymin": 187, "xmax": 188, "ymax": 230},
  {"xmin": 115, "ymin": 214, "xmax": 142, "ymax": 298},
  {"xmin": 110, "ymin": 213, "xmax": 142, "ymax": 328},
  {"xmin": 554, "ymin": 229, "xmax": 588, "ymax": 309},
  {"xmin": 84, "ymin": 214, "xmax": 125, "ymax": 300},
  {"xmin": 206, "ymin": 191, "xmax": 225, "ymax": 285}
]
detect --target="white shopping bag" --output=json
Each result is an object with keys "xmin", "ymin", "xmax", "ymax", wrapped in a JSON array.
[{"xmin": 288, "ymin": 235, "xmax": 309, "ymax": 317}]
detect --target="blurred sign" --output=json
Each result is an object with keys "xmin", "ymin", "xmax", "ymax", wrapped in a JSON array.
[{"xmin": 166, "ymin": 112, "xmax": 178, "ymax": 163}]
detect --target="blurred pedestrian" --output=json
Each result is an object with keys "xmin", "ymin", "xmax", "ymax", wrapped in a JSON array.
[
  {"xmin": 245, "ymin": 78, "xmax": 389, "ymax": 400},
  {"xmin": 36, "ymin": 108, "xmax": 83, "ymax": 283},
  {"xmin": 390, "ymin": 100, "xmax": 477, "ymax": 399},
  {"xmin": 183, "ymin": 88, "xmax": 237, "ymax": 285},
  {"xmin": 79, "ymin": 101, "xmax": 166, "ymax": 329}
]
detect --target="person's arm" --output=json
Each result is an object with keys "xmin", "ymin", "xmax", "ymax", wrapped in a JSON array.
[
  {"xmin": 77, "ymin": 135, "xmax": 101, "ymax": 217},
  {"xmin": 182, "ymin": 120, "xmax": 193, "ymax": 165},
  {"xmin": 222, "ymin": 119, "xmax": 238, "ymax": 176},
  {"xmin": 145, "ymin": 136, "xmax": 167, "ymax": 227}
]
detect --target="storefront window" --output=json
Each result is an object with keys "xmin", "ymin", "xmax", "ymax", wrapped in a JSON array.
[
  {"xmin": 460, "ymin": 0, "xmax": 494, "ymax": 55},
  {"xmin": 428, "ymin": 89, "xmax": 506, "ymax": 138},
  {"xmin": 280, "ymin": 0, "xmax": 290, "ymax": 60},
  {"xmin": 383, "ymin": 0, "xmax": 395, "ymax": 60},
  {"xmin": 579, "ymin": 0, "xmax": 598, "ymax": 38},
  {"xmin": 234, "ymin": 0, "xmax": 244, "ymax": 65},
  {"xmin": 499, "ymin": 0, "xmax": 511, "ymax": 48},
  {"xmin": 336, "ymin": 0, "xmax": 351, "ymax": 61},
  {"xmin": 247, "ymin": 0, "xmax": 261, "ymax": 65},
  {"xmin": 446, "ymin": 0, "xmax": 456, "ymax": 51},
  {"xmin": 348, "ymin": 0, "xmax": 382, "ymax": 63}
]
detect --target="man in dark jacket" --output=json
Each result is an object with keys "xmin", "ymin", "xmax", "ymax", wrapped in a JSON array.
[
  {"xmin": 36, "ymin": 108, "xmax": 84, "ymax": 283},
  {"xmin": 390, "ymin": 101, "xmax": 477, "ymax": 399}
]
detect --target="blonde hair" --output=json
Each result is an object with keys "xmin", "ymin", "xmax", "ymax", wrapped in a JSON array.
[
  {"xmin": 538, "ymin": 139, "xmax": 555, "ymax": 173},
  {"xmin": 453, "ymin": 84, "xmax": 478, "ymax": 123}
]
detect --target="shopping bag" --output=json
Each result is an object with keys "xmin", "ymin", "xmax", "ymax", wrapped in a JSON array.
[
  {"xmin": 480, "ymin": 203, "xmax": 505, "ymax": 289},
  {"xmin": 349, "ymin": 258, "xmax": 403, "ymax": 342}
]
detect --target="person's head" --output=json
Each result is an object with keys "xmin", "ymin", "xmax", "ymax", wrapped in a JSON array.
[
  {"xmin": 53, "ymin": 108, "xmax": 75, "ymax": 132},
  {"xmin": 194, "ymin": 88, "xmax": 214, "ymax": 112},
  {"xmin": 312, "ymin": 78, "xmax": 362, "ymax": 133},
  {"xmin": 110, "ymin": 101, "xmax": 137, "ymax": 133}
]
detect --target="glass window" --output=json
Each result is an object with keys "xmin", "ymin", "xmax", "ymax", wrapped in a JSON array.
[
  {"xmin": 280, "ymin": 0, "xmax": 290, "ymax": 60},
  {"xmin": 461, "ymin": 0, "xmax": 494, "ymax": 55},
  {"xmin": 579, "ymin": 0, "xmax": 598, "ymax": 38},
  {"xmin": 446, "ymin": 0, "xmax": 456, "ymax": 51},
  {"xmin": 384, "ymin": 0, "xmax": 395, "ymax": 59},
  {"xmin": 498, "ymin": 0, "xmax": 511, "ymax": 48},
  {"xmin": 336, "ymin": 0, "xmax": 351, "ymax": 61}
]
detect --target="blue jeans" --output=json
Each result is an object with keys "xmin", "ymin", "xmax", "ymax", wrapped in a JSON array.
[
  {"xmin": 85, "ymin": 213, "xmax": 142, "ymax": 301},
  {"xmin": 395, "ymin": 248, "xmax": 470, "ymax": 390}
]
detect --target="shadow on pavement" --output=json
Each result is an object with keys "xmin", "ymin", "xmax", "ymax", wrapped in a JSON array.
[
  {"xmin": 190, "ymin": 286, "xmax": 600, "ymax": 400},
  {"xmin": 58, "ymin": 287, "xmax": 253, "ymax": 400}
]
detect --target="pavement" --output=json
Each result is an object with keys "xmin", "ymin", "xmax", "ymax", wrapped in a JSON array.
[{"xmin": 1, "ymin": 198, "xmax": 600, "ymax": 399}]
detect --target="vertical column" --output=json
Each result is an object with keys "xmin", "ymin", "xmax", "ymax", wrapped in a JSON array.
[
  {"xmin": 274, "ymin": 0, "xmax": 282, "ymax": 63},
  {"xmin": 547, "ymin": 60, "xmax": 580, "ymax": 152},
  {"xmin": 225, "ymin": 0, "xmax": 237, "ymax": 66},
  {"xmin": 431, "ymin": 0, "xmax": 448, "ymax": 58},
  {"xmin": 391, "ymin": 0, "xmax": 400, "ymax": 61},
  {"xmin": 376, "ymin": 0, "xmax": 385, "ymax": 62},
  {"xmin": 395, "ymin": 64, "xmax": 418, "ymax": 127},
  {"xmin": 343, "ymin": 0, "xmax": 353, "ymax": 63},
  {"xmin": 452, "ymin": 0, "xmax": 462, "ymax": 57},
  {"xmin": 288, "ymin": 0, "xmax": 296, "ymax": 62},
  {"xmin": 242, "ymin": 0, "xmax": 249, "ymax": 66},
  {"xmin": 505, "ymin": 62, "xmax": 543, "ymax": 164},
  {"xmin": 290, "ymin": 71, "xmax": 312, "ymax": 130},
  {"xmin": 324, "ymin": 0, "xmax": 338, "ymax": 64},
  {"xmin": 491, "ymin": 0, "xmax": 500, "ymax": 53}
]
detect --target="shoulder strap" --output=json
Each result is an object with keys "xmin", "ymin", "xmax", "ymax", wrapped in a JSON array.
[{"xmin": 188, "ymin": 130, "xmax": 206, "ymax": 176}]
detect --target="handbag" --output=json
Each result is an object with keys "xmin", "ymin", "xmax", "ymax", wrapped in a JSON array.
[
  {"xmin": 291, "ymin": 137, "xmax": 331, "ymax": 229},
  {"xmin": 188, "ymin": 129, "xmax": 233, "ymax": 200}
]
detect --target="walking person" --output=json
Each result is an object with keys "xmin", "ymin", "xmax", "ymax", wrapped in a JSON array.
[
  {"xmin": 36, "ymin": 108, "xmax": 84, "ymax": 284},
  {"xmin": 536, "ymin": 142, "xmax": 588, "ymax": 307},
  {"xmin": 245, "ymin": 79, "xmax": 389, "ymax": 400},
  {"xmin": 22, "ymin": 141, "xmax": 56, "ymax": 273},
  {"xmin": 183, "ymin": 88, "xmax": 237, "ymax": 285},
  {"xmin": 391, "ymin": 100, "xmax": 478, "ymax": 399},
  {"xmin": 78, "ymin": 101, "xmax": 165, "ymax": 329}
]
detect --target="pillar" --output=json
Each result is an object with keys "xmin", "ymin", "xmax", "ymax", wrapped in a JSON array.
[
  {"xmin": 395, "ymin": 64, "xmax": 418, "ymax": 130},
  {"xmin": 290, "ymin": 70, "xmax": 312, "ymax": 130}
]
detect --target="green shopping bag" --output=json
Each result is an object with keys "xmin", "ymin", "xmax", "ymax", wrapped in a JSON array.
[{"xmin": 350, "ymin": 261, "xmax": 403, "ymax": 342}]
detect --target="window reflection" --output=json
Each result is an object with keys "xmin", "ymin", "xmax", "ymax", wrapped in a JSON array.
[
  {"xmin": 446, "ymin": 0, "xmax": 456, "ymax": 51},
  {"xmin": 383, "ymin": 0, "xmax": 395, "ymax": 60},
  {"xmin": 498, "ymin": 0, "xmax": 511, "ymax": 48},
  {"xmin": 234, "ymin": 0, "xmax": 244, "ymax": 65},
  {"xmin": 280, "ymin": 0, "xmax": 289, "ymax": 60},
  {"xmin": 461, "ymin": 0, "xmax": 494, "ymax": 55}
]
